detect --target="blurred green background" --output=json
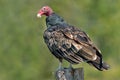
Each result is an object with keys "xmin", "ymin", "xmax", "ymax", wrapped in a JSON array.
[{"xmin": 0, "ymin": 0, "xmax": 120, "ymax": 80}]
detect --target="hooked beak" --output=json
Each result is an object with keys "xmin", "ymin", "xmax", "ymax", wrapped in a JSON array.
[
  {"xmin": 37, "ymin": 10, "xmax": 44, "ymax": 18},
  {"xmin": 37, "ymin": 13, "xmax": 41, "ymax": 18}
]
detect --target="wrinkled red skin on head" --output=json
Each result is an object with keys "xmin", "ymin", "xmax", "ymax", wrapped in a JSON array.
[{"xmin": 37, "ymin": 6, "xmax": 53, "ymax": 16}]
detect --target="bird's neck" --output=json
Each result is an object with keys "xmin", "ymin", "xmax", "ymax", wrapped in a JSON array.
[{"xmin": 46, "ymin": 13, "xmax": 68, "ymax": 27}]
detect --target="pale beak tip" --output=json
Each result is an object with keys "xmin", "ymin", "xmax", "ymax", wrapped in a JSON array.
[{"xmin": 37, "ymin": 14, "xmax": 41, "ymax": 18}]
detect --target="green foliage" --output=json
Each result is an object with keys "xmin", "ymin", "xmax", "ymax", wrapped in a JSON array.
[{"xmin": 0, "ymin": 0, "xmax": 120, "ymax": 80}]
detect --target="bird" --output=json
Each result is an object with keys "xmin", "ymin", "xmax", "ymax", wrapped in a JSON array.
[{"xmin": 37, "ymin": 6, "xmax": 110, "ymax": 71}]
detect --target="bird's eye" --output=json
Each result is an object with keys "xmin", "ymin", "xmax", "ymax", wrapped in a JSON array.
[{"xmin": 43, "ymin": 7, "xmax": 46, "ymax": 11}]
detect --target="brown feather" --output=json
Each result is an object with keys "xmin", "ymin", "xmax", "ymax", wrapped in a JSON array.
[{"xmin": 43, "ymin": 25, "xmax": 109, "ymax": 70}]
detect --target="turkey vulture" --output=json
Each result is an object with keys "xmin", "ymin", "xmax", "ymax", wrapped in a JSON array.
[{"xmin": 37, "ymin": 6, "xmax": 110, "ymax": 71}]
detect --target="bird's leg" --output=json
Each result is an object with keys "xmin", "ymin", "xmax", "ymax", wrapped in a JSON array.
[
  {"xmin": 58, "ymin": 62, "xmax": 62, "ymax": 69},
  {"xmin": 69, "ymin": 63, "xmax": 73, "ymax": 70},
  {"xmin": 58, "ymin": 59, "xmax": 63, "ymax": 70}
]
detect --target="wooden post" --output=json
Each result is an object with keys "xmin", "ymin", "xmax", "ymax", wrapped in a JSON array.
[{"xmin": 55, "ymin": 67, "xmax": 84, "ymax": 80}]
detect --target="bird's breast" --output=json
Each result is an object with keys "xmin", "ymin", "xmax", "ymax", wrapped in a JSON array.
[{"xmin": 44, "ymin": 30, "xmax": 64, "ymax": 48}]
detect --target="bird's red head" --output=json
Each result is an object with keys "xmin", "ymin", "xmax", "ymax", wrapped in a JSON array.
[{"xmin": 37, "ymin": 6, "xmax": 53, "ymax": 18}]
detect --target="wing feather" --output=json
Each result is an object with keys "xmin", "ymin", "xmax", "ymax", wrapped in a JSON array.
[
  {"xmin": 61, "ymin": 26, "xmax": 100, "ymax": 61},
  {"xmin": 44, "ymin": 25, "xmax": 101, "ymax": 64}
]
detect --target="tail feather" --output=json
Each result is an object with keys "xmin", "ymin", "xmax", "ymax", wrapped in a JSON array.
[
  {"xmin": 86, "ymin": 52, "xmax": 110, "ymax": 71},
  {"xmin": 102, "ymin": 62, "xmax": 110, "ymax": 70},
  {"xmin": 87, "ymin": 61, "xmax": 110, "ymax": 71}
]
